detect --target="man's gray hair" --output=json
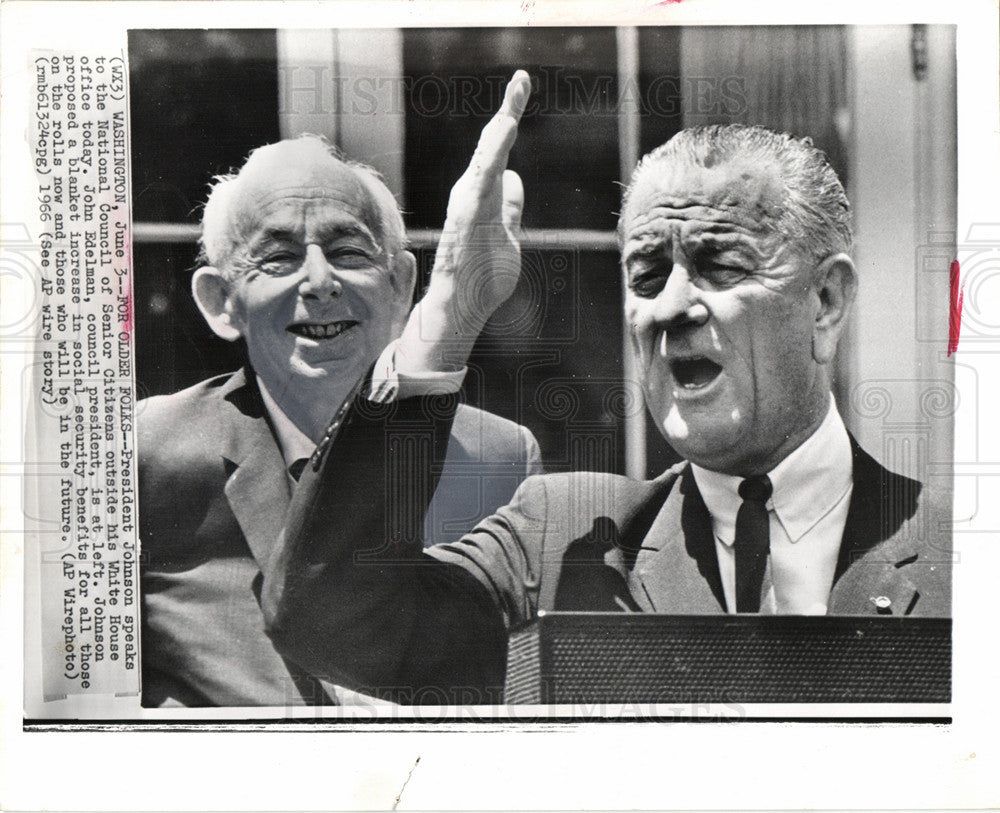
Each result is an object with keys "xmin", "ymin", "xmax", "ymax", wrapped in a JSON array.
[
  {"xmin": 198, "ymin": 134, "xmax": 406, "ymax": 271},
  {"xmin": 621, "ymin": 124, "xmax": 853, "ymax": 262}
]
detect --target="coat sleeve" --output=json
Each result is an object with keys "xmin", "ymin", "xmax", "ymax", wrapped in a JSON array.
[
  {"xmin": 522, "ymin": 423, "xmax": 545, "ymax": 477},
  {"xmin": 260, "ymin": 392, "xmax": 516, "ymax": 704}
]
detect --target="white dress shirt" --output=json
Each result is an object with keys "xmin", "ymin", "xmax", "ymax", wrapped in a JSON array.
[{"xmin": 690, "ymin": 397, "xmax": 853, "ymax": 615}]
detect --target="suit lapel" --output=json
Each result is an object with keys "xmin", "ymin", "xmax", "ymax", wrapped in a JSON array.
[
  {"xmin": 633, "ymin": 465, "xmax": 727, "ymax": 614},
  {"xmin": 828, "ymin": 438, "xmax": 923, "ymax": 615},
  {"xmin": 629, "ymin": 441, "xmax": 925, "ymax": 616},
  {"xmin": 217, "ymin": 369, "xmax": 292, "ymax": 569}
]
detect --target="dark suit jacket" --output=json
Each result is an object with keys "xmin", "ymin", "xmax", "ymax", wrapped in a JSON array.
[
  {"xmin": 138, "ymin": 368, "xmax": 541, "ymax": 707},
  {"xmin": 427, "ymin": 438, "xmax": 951, "ymax": 624},
  {"xmin": 263, "ymin": 410, "xmax": 951, "ymax": 702}
]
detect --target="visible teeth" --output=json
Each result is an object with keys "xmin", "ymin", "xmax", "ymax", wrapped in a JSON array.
[
  {"xmin": 672, "ymin": 357, "xmax": 722, "ymax": 388},
  {"xmin": 291, "ymin": 322, "xmax": 353, "ymax": 339}
]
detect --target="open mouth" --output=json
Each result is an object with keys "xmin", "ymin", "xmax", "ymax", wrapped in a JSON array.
[
  {"xmin": 670, "ymin": 356, "xmax": 723, "ymax": 390},
  {"xmin": 286, "ymin": 320, "xmax": 358, "ymax": 340}
]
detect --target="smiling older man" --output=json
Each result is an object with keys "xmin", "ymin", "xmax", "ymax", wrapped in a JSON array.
[
  {"xmin": 260, "ymin": 122, "xmax": 952, "ymax": 701},
  {"xmin": 137, "ymin": 74, "xmax": 541, "ymax": 706}
]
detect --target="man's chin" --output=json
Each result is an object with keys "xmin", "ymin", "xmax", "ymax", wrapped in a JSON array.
[
  {"xmin": 288, "ymin": 355, "xmax": 368, "ymax": 383},
  {"xmin": 661, "ymin": 410, "xmax": 747, "ymax": 471}
]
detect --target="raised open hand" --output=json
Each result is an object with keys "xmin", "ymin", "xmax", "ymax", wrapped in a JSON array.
[
  {"xmin": 398, "ymin": 71, "xmax": 531, "ymax": 373},
  {"xmin": 429, "ymin": 70, "xmax": 530, "ymax": 325}
]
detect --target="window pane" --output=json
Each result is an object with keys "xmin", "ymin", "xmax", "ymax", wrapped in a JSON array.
[
  {"xmin": 402, "ymin": 28, "xmax": 620, "ymax": 230},
  {"xmin": 637, "ymin": 27, "xmax": 685, "ymax": 158},
  {"xmin": 466, "ymin": 248, "xmax": 627, "ymax": 474},
  {"xmin": 128, "ymin": 30, "xmax": 280, "ymax": 223},
  {"xmin": 132, "ymin": 242, "xmax": 247, "ymax": 398}
]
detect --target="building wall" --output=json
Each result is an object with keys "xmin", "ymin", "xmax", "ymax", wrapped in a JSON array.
[{"xmin": 848, "ymin": 24, "xmax": 956, "ymax": 490}]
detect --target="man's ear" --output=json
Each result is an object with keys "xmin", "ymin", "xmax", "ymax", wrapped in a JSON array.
[
  {"xmin": 390, "ymin": 249, "xmax": 418, "ymax": 321},
  {"xmin": 812, "ymin": 252, "xmax": 858, "ymax": 364},
  {"xmin": 191, "ymin": 267, "xmax": 244, "ymax": 342}
]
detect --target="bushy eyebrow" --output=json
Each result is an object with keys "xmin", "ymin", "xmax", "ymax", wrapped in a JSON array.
[
  {"xmin": 622, "ymin": 242, "xmax": 667, "ymax": 268},
  {"xmin": 251, "ymin": 223, "xmax": 381, "ymax": 251},
  {"xmin": 623, "ymin": 226, "xmax": 775, "ymax": 267},
  {"xmin": 685, "ymin": 232, "xmax": 772, "ymax": 261},
  {"xmin": 621, "ymin": 228, "xmax": 672, "ymax": 265},
  {"xmin": 692, "ymin": 232, "xmax": 750, "ymax": 249}
]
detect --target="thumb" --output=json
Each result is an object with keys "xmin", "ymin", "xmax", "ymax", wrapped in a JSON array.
[{"xmin": 501, "ymin": 170, "xmax": 524, "ymax": 233}]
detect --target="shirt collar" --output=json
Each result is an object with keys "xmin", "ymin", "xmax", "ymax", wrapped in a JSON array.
[
  {"xmin": 690, "ymin": 396, "xmax": 853, "ymax": 545},
  {"xmin": 256, "ymin": 375, "xmax": 317, "ymax": 469}
]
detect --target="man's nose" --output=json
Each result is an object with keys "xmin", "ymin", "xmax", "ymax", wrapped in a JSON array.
[
  {"xmin": 300, "ymin": 245, "xmax": 343, "ymax": 299},
  {"xmin": 653, "ymin": 262, "xmax": 708, "ymax": 329}
]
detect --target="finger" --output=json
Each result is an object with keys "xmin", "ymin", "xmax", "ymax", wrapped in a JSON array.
[
  {"xmin": 501, "ymin": 170, "xmax": 524, "ymax": 233},
  {"xmin": 468, "ymin": 71, "xmax": 531, "ymax": 179},
  {"xmin": 499, "ymin": 69, "xmax": 531, "ymax": 123}
]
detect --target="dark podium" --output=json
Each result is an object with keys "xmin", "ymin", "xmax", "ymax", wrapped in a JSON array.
[{"xmin": 504, "ymin": 612, "xmax": 951, "ymax": 704}]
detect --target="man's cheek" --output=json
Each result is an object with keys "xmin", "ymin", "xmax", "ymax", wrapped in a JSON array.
[{"xmin": 625, "ymin": 306, "xmax": 654, "ymax": 350}]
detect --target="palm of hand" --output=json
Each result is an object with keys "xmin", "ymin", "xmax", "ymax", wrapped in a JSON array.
[
  {"xmin": 426, "ymin": 71, "xmax": 530, "ymax": 335},
  {"xmin": 433, "ymin": 166, "xmax": 523, "ymax": 333}
]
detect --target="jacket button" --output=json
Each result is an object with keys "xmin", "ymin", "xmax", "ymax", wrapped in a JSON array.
[{"xmin": 872, "ymin": 595, "xmax": 892, "ymax": 614}]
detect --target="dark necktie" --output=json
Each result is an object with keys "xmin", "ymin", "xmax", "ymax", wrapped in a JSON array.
[
  {"xmin": 289, "ymin": 458, "xmax": 308, "ymax": 482},
  {"xmin": 734, "ymin": 474, "xmax": 773, "ymax": 613}
]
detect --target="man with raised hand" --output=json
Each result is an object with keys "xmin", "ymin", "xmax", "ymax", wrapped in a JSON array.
[
  {"xmin": 264, "ymin": 115, "xmax": 950, "ymax": 702},
  {"xmin": 138, "ymin": 72, "xmax": 539, "ymax": 706}
]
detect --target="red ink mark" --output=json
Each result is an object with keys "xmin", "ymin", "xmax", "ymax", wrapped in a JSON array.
[{"xmin": 948, "ymin": 260, "xmax": 963, "ymax": 356}]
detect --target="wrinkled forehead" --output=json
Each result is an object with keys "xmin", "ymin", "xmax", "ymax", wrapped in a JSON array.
[
  {"xmin": 229, "ymin": 142, "xmax": 382, "ymax": 244},
  {"xmin": 623, "ymin": 156, "xmax": 789, "ymax": 236}
]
